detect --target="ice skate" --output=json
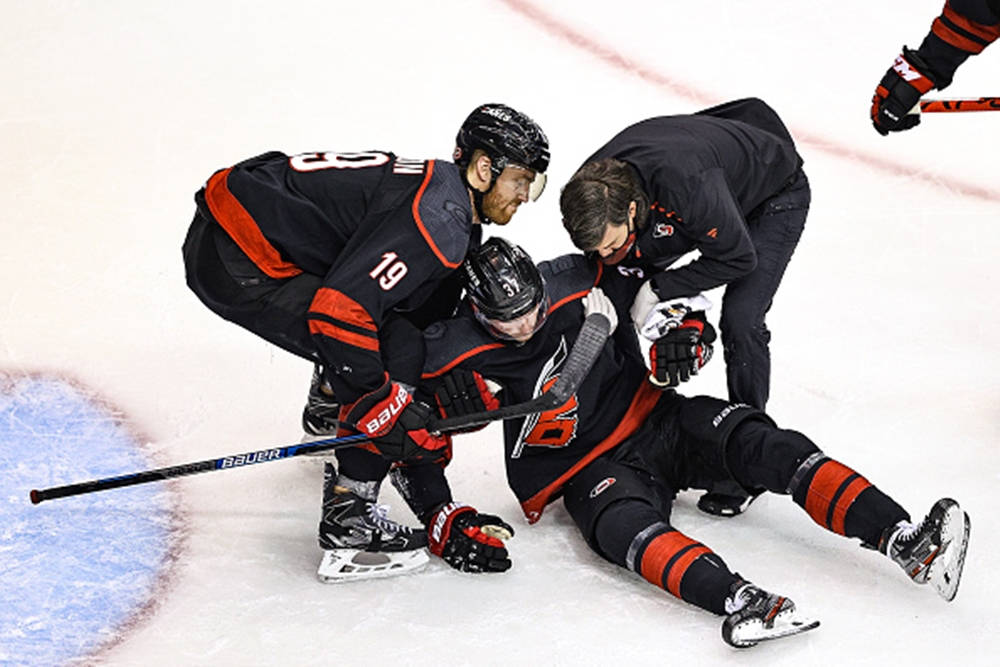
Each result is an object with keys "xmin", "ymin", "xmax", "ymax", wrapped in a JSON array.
[
  {"xmin": 721, "ymin": 581, "xmax": 819, "ymax": 648},
  {"xmin": 883, "ymin": 497, "xmax": 970, "ymax": 602},
  {"xmin": 317, "ymin": 466, "xmax": 429, "ymax": 583},
  {"xmin": 301, "ymin": 364, "xmax": 341, "ymax": 443}
]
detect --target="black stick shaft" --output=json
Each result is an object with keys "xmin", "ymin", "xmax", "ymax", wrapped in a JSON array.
[{"xmin": 29, "ymin": 433, "xmax": 371, "ymax": 504}]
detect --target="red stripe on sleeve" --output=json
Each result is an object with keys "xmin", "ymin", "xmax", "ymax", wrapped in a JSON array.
[
  {"xmin": 308, "ymin": 320, "xmax": 379, "ymax": 352},
  {"xmin": 943, "ymin": 1, "xmax": 1000, "ymax": 42},
  {"xmin": 309, "ymin": 287, "xmax": 377, "ymax": 331},
  {"xmin": 933, "ymin": 17, "xmax": 991, "ymax": 52},
  {"xmin": 203, "ymin": 169, "xmax": 303, "ymax": 279}
]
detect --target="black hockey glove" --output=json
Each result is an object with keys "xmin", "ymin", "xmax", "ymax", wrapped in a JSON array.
[
  {"xmin": 434, "ymin": 369, "xmax": 500, "ymax": 433},
  {"xmin": 343, "ymin": 379, "xmax": 448, "ymax": 460},
  {"xmin": 870, "ymin": 47, "xmax": 938, "ymax": 135},
  {"xmin": 427, "ymin": 501, "xmax": 514, "ymax": 573},
  {"xmin": 649, "ymin": 312, "xmax": 716, "ymax": 388}
]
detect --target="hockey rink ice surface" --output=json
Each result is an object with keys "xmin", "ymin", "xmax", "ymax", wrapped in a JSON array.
[{"xmin": 1, "ymin": 1, "xmax": 997, "ymax": 665}]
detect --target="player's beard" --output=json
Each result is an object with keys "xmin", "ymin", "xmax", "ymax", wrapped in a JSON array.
[{"xmin": 481, "ymin": 189, "xmax": 520, "ymax": 225}]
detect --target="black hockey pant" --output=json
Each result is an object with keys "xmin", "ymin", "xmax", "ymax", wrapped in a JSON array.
[{"xmin": 564, "ymin": 396, "xmax": 909, "ymax": 616}]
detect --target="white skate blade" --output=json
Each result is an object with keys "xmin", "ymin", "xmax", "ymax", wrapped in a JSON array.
[
  {"xmin": 317, "ymin": 548, "xmax": 429, "ymax": 583},
  {"xmin": 724, "ymin": 611, "xmax": 820, "ymax": 648},
  {"xmin": 928, "ymin": 506, "xmax": 971, "ymax": 602}
]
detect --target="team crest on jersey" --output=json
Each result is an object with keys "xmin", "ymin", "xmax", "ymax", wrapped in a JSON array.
[
  {"xmin": 616, "ymin": 265, "xmax": 645, "ymax": 279},
  {"xmin": 653, "ymin": 222, "xmax": 674, "ymax": 238},
  {"xmin": 512, "ymin": 336, "xmax": 579, "ymax": 457}
]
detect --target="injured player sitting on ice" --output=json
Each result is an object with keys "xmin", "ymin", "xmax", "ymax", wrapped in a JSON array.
[{"xmin": 389, "ymin": 236, "xmax": 970, "ymax": 649}]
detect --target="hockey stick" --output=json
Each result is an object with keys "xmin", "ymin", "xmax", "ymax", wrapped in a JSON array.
[
  {"xmin": 918, "ymin": 97, "xmax": 1000, "ymax": 112},
  {"xmin": 29, "ymin": 313, "xmax": 611, "ymax": 504},
  {"xmin": 28, "ymin": 432, "xmax": 373, "ymax": 504}
]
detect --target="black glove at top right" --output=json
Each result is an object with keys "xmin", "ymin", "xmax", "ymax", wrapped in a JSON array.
[{"xmin": 871, "ymin": 47, "xmax": 939, "ymax": 135}]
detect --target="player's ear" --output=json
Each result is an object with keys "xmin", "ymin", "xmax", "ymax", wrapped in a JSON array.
[{"xmin": 473, "ymin": 152, "xmax": 492, "ymax": 184}]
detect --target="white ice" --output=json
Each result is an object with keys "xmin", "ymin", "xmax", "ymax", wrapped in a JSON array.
[{"xmin": 1, "ymin": 0, "xmax": 997, "ymax": 664}]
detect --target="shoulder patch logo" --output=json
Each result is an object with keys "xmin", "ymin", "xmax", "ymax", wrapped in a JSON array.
[
  {"xmin": 653, "ymin": 222, "xmax": 674, "ymax": 238},
  {"xmin": 706, "ymin": 227, "xmax": 718, "ymax": 239}
]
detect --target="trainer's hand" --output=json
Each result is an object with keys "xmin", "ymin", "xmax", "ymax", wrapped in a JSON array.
[
  {"xmin": 871, "ymin": 47, "xmax": 937, "ymax": 135},
  {"xmin": 427, "ymin": 502, "xmax": 514, "ymax": 573},
  {"xmin": 582, "ymin": 287, "xmax": 618, "ymax": 334}
]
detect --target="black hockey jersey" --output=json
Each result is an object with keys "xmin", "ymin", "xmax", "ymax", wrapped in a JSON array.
[
  {"xmin": 584, "ymin": 98, "xmax": 802, "ymax": 300},
  {"xmin": 421, "ymin": 255, "xmax": 663, "ymax": 523},
  {"xmin": 912, "ymin": 0, "xmax": 1000, "ymax": 88},
  {"xmin": 197, "ymin": 150, "xmax": 477, "ymax": 403}
]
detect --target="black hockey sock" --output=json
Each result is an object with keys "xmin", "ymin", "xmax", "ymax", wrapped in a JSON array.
[
  {"xmin": 788, "ymin": 454, "xmax": 909, "ymax": 545},
  {"xmin": 594, "ymin": 500, "xmax": 738, "ymax": 615},
  {"xmin": 334, "ymin": 446, "xmax": 391, "ymax": 483}
]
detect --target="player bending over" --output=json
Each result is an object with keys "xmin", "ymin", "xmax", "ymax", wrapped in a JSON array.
[{"xmin": 393, "ymin": 237, "xmax": 970, "ymax": 648}]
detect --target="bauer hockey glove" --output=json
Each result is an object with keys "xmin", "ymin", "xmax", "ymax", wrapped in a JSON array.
[
  {"xmin": 649, "ymin": 312, "xmax": 716, "ymax": 387},
  {"xmin": 427, "ymin": 502, "xmax": 514, "ymax": 573},
  {"xmin": 871, "ymin": 47, "xmax": 938, "ymax": 135},
  {"xmin": 343, "ymin": 379, "xmax": 448, "ymax": 460},
  {"xmin": 434, "ymin": 369, "xmax": 500, "ymax": 433}
]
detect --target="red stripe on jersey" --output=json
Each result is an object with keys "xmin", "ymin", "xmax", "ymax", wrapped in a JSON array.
[
  {"xmin": 422, "ymin": 342, "xmax": 507, "ymax": 379},
  {"xmin": 933, "ymin": 17, "xmax": 991, "ymax": 52},
  {"xmin": 830, "ymin": 475, "xmax": 871, "ymax": 536},
  {"xmin": 204, "ymin": 168, "xmax": 303, "ymax": 279},
  {"xmin": 943, "ymin": 1, "xmax": 1000, "ymax": 42},
  {"xmin": 310, "ymin": 287, "xmax": 377, "ymax": 331},
  {"xmin": 411, "ymin": 161, "xmax": 461, "ymax": 269},
  {"xmin": 309, "ymin": 320, "xmax": 380, "ymax": 352},
  {"xmin": 520, "ymin": 381, "xmax": 662, "ymax": 523}
]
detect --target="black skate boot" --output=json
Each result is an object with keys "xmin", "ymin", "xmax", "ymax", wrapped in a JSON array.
[
  {"xmin": 302, "ymin": 364, "xmax": 341, "ymax": 439},
  {"xmin": 881, "ymin": 497, "xmax": 970, "ymax": 602},
  {"xmin": 721, "ymin": 581, "xmax": 819, "ymax": 648},
  {"xmin": 697, "ymin": 480, "xmax": 762, "ymax": 517},
  {"xmin": 316, "ymin": 464, "xmax": 429, "ymax": 582}
]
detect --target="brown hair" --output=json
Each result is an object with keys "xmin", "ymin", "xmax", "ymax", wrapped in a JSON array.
[{"xmin": 559, "ymin": 158, "xmax": 649, "ymax": 250}]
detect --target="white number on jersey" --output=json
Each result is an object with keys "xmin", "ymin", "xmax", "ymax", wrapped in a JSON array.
[
  {"xmin": 369, "ymin": 252, "xmax": 409, "ymax": 291},
  {"xmin": 289, "ymin": 151, "xmax": 391, "ymax": 172}
]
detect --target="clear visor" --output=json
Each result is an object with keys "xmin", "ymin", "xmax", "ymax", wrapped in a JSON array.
[
  {"xmin": 507, "ymin": 164, "xmax": 547, "ymax": 202},
  {"xmin": 475, "ymin": 299, "xmax": 549, "ymax": 343}
]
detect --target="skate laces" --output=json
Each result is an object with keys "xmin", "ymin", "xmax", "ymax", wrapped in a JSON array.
[
  {"xmin": 365, "ymin": 502, "xmax": 413, "ymax": 536},
  {"xmin": 725, "ymin": 583, "xmax": 759, "ymax": 614}
]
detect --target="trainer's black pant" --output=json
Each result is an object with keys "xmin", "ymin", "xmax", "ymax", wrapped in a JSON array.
[{"xmin": 720, "ymin": 168, "xmax": 810, "ymax": 410}]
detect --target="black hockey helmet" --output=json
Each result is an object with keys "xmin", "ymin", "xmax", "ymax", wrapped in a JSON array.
[
  {"xmin": 454, "ymin": 103, "xmax": 550, "ymax": 197},
  {"xmin": 463, "ymin": 237, "xmax": 549, "ymax": 342}
]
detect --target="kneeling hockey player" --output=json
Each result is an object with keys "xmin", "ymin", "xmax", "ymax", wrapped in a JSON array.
[{"xmin": 393, "ymin": 237, "xmax": 970, "ymax": 648}]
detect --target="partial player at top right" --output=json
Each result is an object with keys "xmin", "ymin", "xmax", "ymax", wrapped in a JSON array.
[{"xmin": 871, "ymin": 0, "xmax": 1000, "ymax": 134}]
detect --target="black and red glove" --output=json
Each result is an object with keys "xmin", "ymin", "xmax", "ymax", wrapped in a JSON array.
[
  {"xmin": 342, "ymin": 379, "xmax": 448, "ymax": 460},
  {"xmin": 434, "ymin": 369, "xmax": 500, "ymax": 433},
  {"xmin": 427, "ymin": 501, "xmax": 514, "ymax": 573},
  {"xmin": 871, "ymin": 47, "xmax": 938, "ymax": 135},
  {"xmin": 649, "ymin": 312, "xmax": 716, "ymax": 388}
]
